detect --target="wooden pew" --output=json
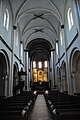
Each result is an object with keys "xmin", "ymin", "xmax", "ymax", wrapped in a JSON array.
[
  {"xmin": 0, "ymin": 91, "xmax": 36, "ymax": 120},
  {"xmin": 44, "ymin": 90, "xmax": 80, "ymax": 120}
]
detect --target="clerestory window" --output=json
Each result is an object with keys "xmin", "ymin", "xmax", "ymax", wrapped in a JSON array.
[
  {"xmin": 67, "ymin": 8, "xmax": 74, "ymax": 30},
  {"xmin": 3, "ymin": 9, "xmax": 9, "ymax": 31}
]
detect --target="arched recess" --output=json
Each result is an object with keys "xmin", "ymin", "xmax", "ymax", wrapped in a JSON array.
[
  {"xmin": 0, "ymin": 50, "xmax": 10, "ymax": 97},
  {"xmin": 26, "ymin": 38, "xmax": 53, "ymax": 90},
  {"xmin": 61, "ymin": 61, "xmax": 68, "ymax": 93},
  {"xmin": 13, "ymin": 62, "xmax": 19, "ymax": 94},
  {"xmin": 70, "ymin": 49, "xmax": 80, "ymax": 94}
]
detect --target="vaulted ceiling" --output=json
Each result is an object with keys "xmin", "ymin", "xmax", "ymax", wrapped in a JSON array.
[{"xmin": 9, "ymin": 0, "xmax": 65, "ymax": 61}]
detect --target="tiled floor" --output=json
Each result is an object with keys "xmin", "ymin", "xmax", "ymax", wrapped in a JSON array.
[{"xmin": 28, "ymin": 94, "xmax": 52, "ymax": 120}]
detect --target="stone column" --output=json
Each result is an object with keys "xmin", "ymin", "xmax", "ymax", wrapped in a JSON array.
[
  {"xmin": 26, "ymin": 50, "xmax": 29, "ymax": 90},
  {"xmin": 71, "ymin": 70, "xmax": 77, "ymax": 94},
  {"xmin": 24, "ymin": 49, "xmax": 29, "ymax": 91},
  {"xmin": 28, "ymin": 58, "xmax": 30, "ymax": 90},
  {"xmin": 10, "ymin": 26, "xmax": 17, "ymax": 96},
  {"xmin": 48, "ymin": 61, "xmax": 49, "ymax": 82},
  {"xmin": 62, "ymin": 76, "xmax": 67, "ymax": 92},
  {"xmin": 51, "ymin": 49, "xmax": 55, "ymax": 89}
]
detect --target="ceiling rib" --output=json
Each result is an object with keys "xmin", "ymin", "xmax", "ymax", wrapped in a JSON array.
[{"xmin": 15, "ymin": 8, "xmax": 62, "ymax": 24}]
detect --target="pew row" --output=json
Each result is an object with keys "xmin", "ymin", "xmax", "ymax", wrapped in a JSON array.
[
  {"xmin": 44, "ymin": 90, "xmax": 80, "ymax": 120},
  {"xmin": 0, "ymin": 91, "xmax": 37, "ymax": 120}
]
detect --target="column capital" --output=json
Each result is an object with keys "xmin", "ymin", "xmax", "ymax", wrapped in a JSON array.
[
  {"xmin": 72, "ymin": 69, "xmax": 76, "ymax": 74},
  {"xmin": 24, "ymin": 49, "xmax": 29, "ymax": 52},
  {"xmin": 51, "ymin": 48, "xmax": 55, "ymax": 51},
  {"xmin": 71, "ymin": 70, "xmax": 76, "ymax": 78}
]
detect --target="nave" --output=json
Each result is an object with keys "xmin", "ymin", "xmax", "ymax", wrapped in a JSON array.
[
  {"xmin": 1, "ymin": 0, "xmax": 80, "ymax": 119},
  {"xmin": 28, "ymin": 94, "xmax": 52, "ymax": 120}
]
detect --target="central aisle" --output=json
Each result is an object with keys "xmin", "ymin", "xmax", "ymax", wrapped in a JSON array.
[{"xmin": 28, "ymin": 94, "xmax": 52, "ymax": 120}]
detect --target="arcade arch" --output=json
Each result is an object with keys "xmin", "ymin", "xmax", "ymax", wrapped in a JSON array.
[{"xmin": 0, "ymin": 50, "xmax": 10, "ymax": 97}]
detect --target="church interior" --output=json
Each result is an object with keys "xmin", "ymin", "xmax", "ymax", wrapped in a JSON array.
[{"xmin": 0, "ymin": 0, "xmax": 80, "ymax": 119}]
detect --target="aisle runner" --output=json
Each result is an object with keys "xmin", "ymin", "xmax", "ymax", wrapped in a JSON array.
[{"xmin": 28, "ymin": 94, "xmax": 52, "ymax": 120}]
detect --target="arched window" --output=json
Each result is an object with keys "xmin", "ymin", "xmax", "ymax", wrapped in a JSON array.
[
  {"xmin": 3, "ymin": 9, "xmax": 9, "ymax": 31},
  {"xmin": 33, "ymin": 61, "xmax": 36, "ymax": 68},
  {"xmin": 38, "ymin": 61, "xmax": 42, "ymax": 68},
  {"xmin": 44, "ymin": 61, "xmax": 48, "ymax": 68},
  {"xmin": 67, "ymin": 8, "xmax": 74, "ymax": 30}
]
